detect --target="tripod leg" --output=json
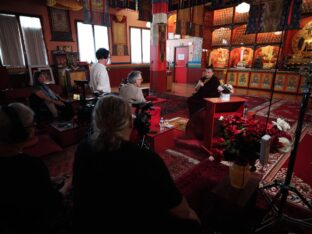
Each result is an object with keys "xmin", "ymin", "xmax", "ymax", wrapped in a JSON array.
[
  {"xmin": 289, "ymin": 186, "xmax": 312, "ymax": 210},
  {"xmin": 261, "ymin": 180, "xmax": 283, "ymax": 190},
  {"xmin": 266, "ymin": 189, "xmax": 283, "ymax": 213}
]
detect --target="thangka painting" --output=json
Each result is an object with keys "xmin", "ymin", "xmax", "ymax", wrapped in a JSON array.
[
  {"xmin": 84, "ymin": 0, "xmax": 110, "ymax": 26},
  {"xmin": 237, "ymin": 72, "xmax": 249, "ymax": 87},
  {"xmin": 274, "ymin": 74, "xmax": 287, "ymax": 91},
  {"xmin": 176, "ymin": 8, "xmax": 191, "ymax": 36},
  {"xmin": 249, "ymin": 73, "xmax": 261, "ymax": 88},
  {"xmin": 111, "ymin": 14, "xmax": 128, "ymax": 56},
  {"xmin": 226, "ymin": 72, "xmax": 237, "ymax": 86},
  {"xmin": 285, "ymin": 75, "xmax": 300, "ymax": 92},
  {"xmin": 260, "ymin": 73, "xmax": 273, "ymax": 89}
]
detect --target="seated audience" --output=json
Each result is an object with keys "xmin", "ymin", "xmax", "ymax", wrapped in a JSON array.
[
  {"xmin": 119, "ymin": 70, "xmax": 146, "ymax": 104},
  {"xmin": 72, "ymin": 95, "xmax": 200, "ymax": 234},
  {"xmin": 187, "ymin": 66, "xmax": 220, "ymax": 117},
  {"xmin": 0, "ymin": 102, "xmax": 65, "ymax": 234},
  {"xmin": 31, "ymin": 70, "xmax": 74, "ymax": 121}
]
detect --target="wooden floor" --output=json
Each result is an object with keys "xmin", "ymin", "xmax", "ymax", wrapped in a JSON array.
[{"xmin": 112, "ymin": 82, "xmax": 303, "ymax": 102}]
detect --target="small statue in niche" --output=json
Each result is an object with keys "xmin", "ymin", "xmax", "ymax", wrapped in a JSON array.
[{"xmin": 254, "ymin": 57, "xmax": 263, "ymax": 69}]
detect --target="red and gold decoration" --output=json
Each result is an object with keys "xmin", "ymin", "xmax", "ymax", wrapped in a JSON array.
[
  {"xmin": 47, "ymin": 0, "xmax": 83, "ymax": 11},
  {"xmin": 230, "ymin": 47, "xmax": 253, "ymax": 68},
  {"xmin": 254, "ymin": 45, "xmax": 279, "ymax": 69},
  {"xmin": 213, "ymin": 7, "xmax": 233, "ymax": 26},
  {"xmin": 232, "ymin": 25, "xmax": 256, "ymax": 45},
  {"xmin": 209, "ymin": 48, "xmax": 229, "ymax": 68},
  {"xmin": 83, "ymin": 0, "xmax": 110, "ymax": 26},
  {"xmin": 150, "ymin": 0, "xmax": 168, "ymax": 92}
]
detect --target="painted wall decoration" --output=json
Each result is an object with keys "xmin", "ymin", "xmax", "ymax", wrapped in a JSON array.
[
  {"xmin": 209, "ymin": 48, "xmax": 229, "ymax": 68},
  {"xmin": 254, "ymin": 45, "xmax": 279, "ymax": 69},
  {"xmin": 230, "ymin": 47, "xmax": 253, "ymax": 68}
]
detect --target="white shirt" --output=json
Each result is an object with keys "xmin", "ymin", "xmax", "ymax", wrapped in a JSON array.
[{"xmin": 90, "ymin": 63, "xmax": 111, "ymax": 93}]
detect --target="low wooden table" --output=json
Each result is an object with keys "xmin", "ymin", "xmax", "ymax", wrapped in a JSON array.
[
  {"xmin": 146, "ymin": 127, "xmax": 175, "ymax": 154},
  {"xmin": 47, "ymin": 121, "xmax": 86, "ymax": 147}
]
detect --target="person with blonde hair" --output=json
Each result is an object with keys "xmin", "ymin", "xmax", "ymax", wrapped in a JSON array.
[
  {"xmin": 0, "ymin": 103, "xmax": 64, "ymax": 234},
  {"xmin": 72, "ymin": 95, "xmax": 200, "ymax": 234}
]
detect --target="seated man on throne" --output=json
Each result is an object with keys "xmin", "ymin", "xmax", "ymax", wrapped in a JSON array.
[{"xmin": 187, "ymin": 66, "xmax": 220, "ymax": 118}]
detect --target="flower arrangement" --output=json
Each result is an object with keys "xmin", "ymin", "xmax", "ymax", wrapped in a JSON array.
[
  {"xmin": 267, "ymin": 118, "xmax": 292, "ymax": 153},
  {"xmin": 217, "ymin": 83, "xmax": 234, "ymax": 94},
  {"xmin": 212, "ymin": 115, "xmax": 292, "ymax": 169}
]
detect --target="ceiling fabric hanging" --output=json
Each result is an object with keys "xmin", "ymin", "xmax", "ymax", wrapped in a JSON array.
[{"xmin": 47, "ymin": 0, "xmax": 83, "ymax": 11}]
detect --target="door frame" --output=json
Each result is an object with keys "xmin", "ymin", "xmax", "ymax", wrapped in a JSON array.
[{"xmin": 174, "ymin": 46, "xmax": 189, "ymax": 83}]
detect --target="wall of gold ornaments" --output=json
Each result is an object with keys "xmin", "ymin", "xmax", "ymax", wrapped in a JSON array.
[{"xmin": 286, "ymin": 16, "xmax": 312, "ymax": 68}]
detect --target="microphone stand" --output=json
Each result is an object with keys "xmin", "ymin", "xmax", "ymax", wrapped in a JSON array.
[{"xmin": 256, "ymin": 64, "xmax": 312, "ymax": 232}]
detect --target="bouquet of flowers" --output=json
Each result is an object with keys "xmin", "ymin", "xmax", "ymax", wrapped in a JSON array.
[
  {"xmin": 217, "ymin": 83, "xmax": 234, "ymax": 94},
  {"xmin": 267, "ymin": 118, "xmax": 292, "ymax": 153},
  {"xmin": 212, "ymin": 115, "xmax": 292, "ymax": 169}
]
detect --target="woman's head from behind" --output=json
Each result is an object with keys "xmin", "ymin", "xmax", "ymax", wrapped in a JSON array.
[
  {"xmin": 0, "ymin": 103, "xmax": 35, "ymax": 146},
  {"xmin": 92, "ymin": 95, "xmax": 132, "ymax": 151}
]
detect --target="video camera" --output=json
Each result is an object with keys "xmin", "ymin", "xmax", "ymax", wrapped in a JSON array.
[{"xmin": 132, "ymin": 101, "xmax": 154, "ymax": 137}]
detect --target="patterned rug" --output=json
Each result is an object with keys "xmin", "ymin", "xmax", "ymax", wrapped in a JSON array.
[
  {"xmin": 258, "ymin": 124, "xmax": 312, "ymax": 212},
  {"xmin": 159, "ymin": 149, "xmax": 200, "ymax": 180},
  {"xmin": 155, "ymin": 93, "xmax": 312, "ymax": 213}
]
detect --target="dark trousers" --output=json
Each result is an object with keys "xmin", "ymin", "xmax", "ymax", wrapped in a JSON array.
[{"xmin": 187, "ymin": 95, "xmax": 206, "ymax": 118}]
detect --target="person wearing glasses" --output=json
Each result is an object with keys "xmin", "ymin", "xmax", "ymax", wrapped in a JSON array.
[
  {"xmin": 119, "ymin": 70, "xmax": 146, "ymax": 104},
  {"xmin": 89, "ymin": 48, "xmax": 111, "ymax": 95}
]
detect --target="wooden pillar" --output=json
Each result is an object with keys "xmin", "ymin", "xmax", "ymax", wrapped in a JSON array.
[{"xmin": 150, "ymin": 0, "xmax": 168, "ymax": 93}]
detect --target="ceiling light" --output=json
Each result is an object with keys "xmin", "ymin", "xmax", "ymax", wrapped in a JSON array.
[{"xmin": 235, "ymin": 2, "xmax": 250, "ymax": 13}]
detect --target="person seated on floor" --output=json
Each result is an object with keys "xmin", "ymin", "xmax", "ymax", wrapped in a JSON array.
[
  {"xmin": 72, "ymin": 95, "xmax": 201, "ymax": 234},
  {"xmin": 0, "ymin": 102, "xmax": 66, "ymax": 234},
  {"xmin": 31, "ymin": 70, "xmax": 74, "ymax": 121},
  {"xmin": 119, "ymin": 70, "xmax": 146, "ymax": 104},
  {"xmin": 187, "ymin": 66, "xmax": 220, "ymax": 117}
]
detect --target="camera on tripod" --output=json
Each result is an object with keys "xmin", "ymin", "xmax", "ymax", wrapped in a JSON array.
[{"xmin": 133, "ymin": 101, "xmax": 154, "ymax": 137}]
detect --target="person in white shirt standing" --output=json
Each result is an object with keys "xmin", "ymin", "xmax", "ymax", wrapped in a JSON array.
[{"xmin": 90, "ymin": 48, "xmax": 111, "ymax": 94}]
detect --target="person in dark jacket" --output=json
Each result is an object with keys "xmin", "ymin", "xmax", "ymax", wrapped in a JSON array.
[
  {"xmin": 72, "ymin": 95, "xmax": 200, "ymax": 234},
  {"xmin": 187, "ymin": 66, "xmax": 220, "ymax": 117},
  {"xmin": 0, "ymin": 102, "xmax": 65, "ymax": 234}
]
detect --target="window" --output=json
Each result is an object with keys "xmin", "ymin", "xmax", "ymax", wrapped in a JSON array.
[
  {"xmin": 130, "ymin": 27, "xmax": 150, "ymax": 64},
  {"xmin": 77, "ymin": 22, "xmax": 109, "ymax": 63},
  {"xmin": 0, "ymin": 14, "xmax": 48, "ymax": 67}
]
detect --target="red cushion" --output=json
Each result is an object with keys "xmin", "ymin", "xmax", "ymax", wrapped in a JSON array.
[{"xmin": 24, "ymin": 134, "xmax": 63, "ymax": 157}]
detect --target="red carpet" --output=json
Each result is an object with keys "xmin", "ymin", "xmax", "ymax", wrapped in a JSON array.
[
  {"xmin": 293, "ymin": 132, "xmax": 312, "ymax": 185},
  {"xmin": 159, "ymin": 149, "xmax": 200, "ymax": 180}
]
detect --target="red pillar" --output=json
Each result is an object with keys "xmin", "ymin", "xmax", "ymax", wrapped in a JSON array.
[{"xmin": 150, "ymin": 0, "xmax": 168, "ymax": 93}]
